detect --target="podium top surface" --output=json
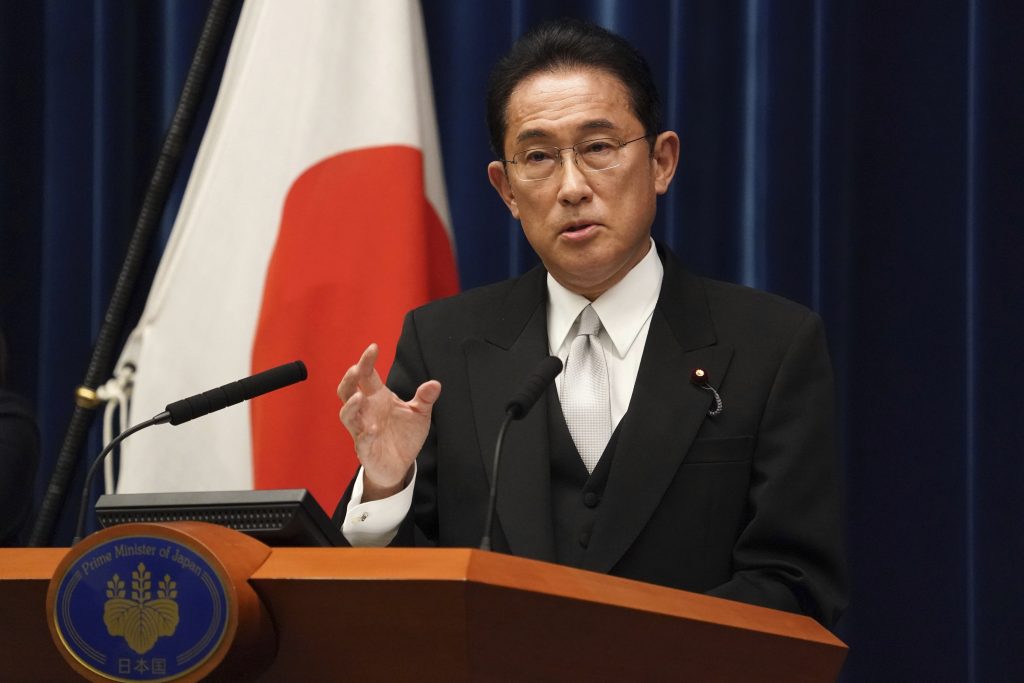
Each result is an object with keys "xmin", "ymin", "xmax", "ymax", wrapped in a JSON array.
[{"xmin": 249, "ymin": 547, "xmax": 842, "ymax": 648}]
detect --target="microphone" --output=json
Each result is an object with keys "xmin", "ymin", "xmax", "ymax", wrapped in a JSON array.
[
  {"xmin": 72, "ymin": 360, "xmax": 307, "ymax": 544},
  {"xmin": 480, "ymin": 356, "xmax": 562, "ymax": 551},
  {"xmin": 690, "ymin": 367, "xmax": 723, "ymax": 417},
  {"xmin": 157, "ymin": 360, "xmax": 307, "ymax": 425},
  {"xmin": 504, "ymin": 356, "xmax": 563, "ymax": 418}
]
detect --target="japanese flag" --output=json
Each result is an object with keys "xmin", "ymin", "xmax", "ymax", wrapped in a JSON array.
[{"xmin": 114, "ymin": 0, "xmax": 458, "ymax": 513}]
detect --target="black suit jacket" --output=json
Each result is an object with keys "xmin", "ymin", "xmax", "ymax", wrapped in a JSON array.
[{"xmin": 335, "ymin": 244, "xmax": 848, "ymax": 627}]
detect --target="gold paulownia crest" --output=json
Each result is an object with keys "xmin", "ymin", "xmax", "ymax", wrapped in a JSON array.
[{"xmin": 103, "ymin": 562, "xmax": 180, "ymax": 654}]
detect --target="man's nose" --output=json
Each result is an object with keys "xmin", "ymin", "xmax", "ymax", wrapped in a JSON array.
[{"xmin": 556, "ymin": 150, "xmax": 592, "ymax": 205}]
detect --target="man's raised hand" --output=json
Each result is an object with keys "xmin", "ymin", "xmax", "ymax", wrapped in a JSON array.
[{"xmin": 337, "ymin": 344, "xmax": 440, "ymax": 501}]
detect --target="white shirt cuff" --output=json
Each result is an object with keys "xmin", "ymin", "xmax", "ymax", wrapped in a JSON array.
[{"xmin": 341, "ymin": 463, "xmax": 416, "ymax": 546}]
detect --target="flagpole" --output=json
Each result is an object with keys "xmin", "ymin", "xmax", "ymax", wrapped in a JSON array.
[{"xmin": 29, "ymin": 0, "xmax": 238, "ymax": 546}]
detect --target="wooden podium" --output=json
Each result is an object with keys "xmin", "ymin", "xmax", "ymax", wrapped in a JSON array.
[{"xmin": 0, "ymin": 524, "xmax": 847, "ymax": 681}]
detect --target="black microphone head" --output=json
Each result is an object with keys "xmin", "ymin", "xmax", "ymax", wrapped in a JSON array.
[
  {"xmin": 239, "ymin": 360, "xmax": 307, "ymax": 400},
  {"xmin": 164, "ymin": 360, "xmax": 308, "ymax": 426},
  {"xmin": 505, "ymin": 356, "xmax": 563, "ymax": 419}
]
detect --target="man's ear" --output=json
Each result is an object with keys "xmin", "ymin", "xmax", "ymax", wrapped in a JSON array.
[
  {"xmin": 651, "ymin": 131, "xmax": 680, "ymax": 195},
  {"xmin": 487, "ymin": 161, "xmax": 519, "ymax": 219}
]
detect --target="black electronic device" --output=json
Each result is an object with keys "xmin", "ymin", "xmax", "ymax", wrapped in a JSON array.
[{"xmin": 95, "ymin": 488, "xmax": 344, "ymax": 547}]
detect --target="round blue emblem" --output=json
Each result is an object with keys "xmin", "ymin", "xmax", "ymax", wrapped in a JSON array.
[{"xmin": 52, "ymin": 536, "xmax": 230, "ymax": 681}]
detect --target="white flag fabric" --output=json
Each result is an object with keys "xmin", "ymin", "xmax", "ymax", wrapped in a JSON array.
[{"xmin": 114, "ymin": 0, "xmax": 458, "ymax": 514}]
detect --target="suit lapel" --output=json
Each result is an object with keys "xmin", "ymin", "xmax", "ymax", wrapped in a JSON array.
[
  {"xmin": 465, "ymin": 268, "xmax": 557, "ymax": 562},
  {"xmin": 583, "ymin": 250, "xmax": 734, "ymax": 574}
]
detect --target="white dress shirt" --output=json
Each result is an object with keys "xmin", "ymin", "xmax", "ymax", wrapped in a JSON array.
[
  {"xmin": 342, "ymin": 239, "xmax": 663, "ymax": 546},
  {"xmin": 546, "ymin": 239, "xmax": 663, "ymax": 431}
]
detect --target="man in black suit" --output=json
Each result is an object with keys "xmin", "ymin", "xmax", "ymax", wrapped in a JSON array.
[{"xmin": 334, "ymin": 19, "xmax": 847, "ymax": 627}]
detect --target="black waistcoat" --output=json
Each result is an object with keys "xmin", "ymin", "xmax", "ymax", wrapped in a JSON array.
[{"xmin": 547, "ymin": 390, "xmax": 621, "ymax": 568}]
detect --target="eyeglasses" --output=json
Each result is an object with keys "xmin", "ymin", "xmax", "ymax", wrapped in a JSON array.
[{"xmin": 502, "ymin": 135, "xmax": 651, "ymax": 181}]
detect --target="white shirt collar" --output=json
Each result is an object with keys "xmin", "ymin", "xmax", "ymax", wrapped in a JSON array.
[{"xmin": 546, "ymin": 238, "xmax": 664, "ymax": 358}]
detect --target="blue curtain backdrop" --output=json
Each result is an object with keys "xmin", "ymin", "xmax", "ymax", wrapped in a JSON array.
[{"xmin": 1, "ymin": 1, "xmax": 1021, "ymax": 679}]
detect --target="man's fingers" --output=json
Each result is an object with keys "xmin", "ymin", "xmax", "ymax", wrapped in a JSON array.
[
  {"xmin": 337, "ymin": 344, "xmax": 383, "ymax": 401},
  {"xmin": 340, "ymin": 392, "xmax": 383, "ymax": 446},
  {"xmin": 355, "ymin": 343, "xmax": 385, "ymax": 393},
  {"xmin": 339, "ymin": 393, "xmax": 364, "ymax": 432},
  {"xmin": 337, "ymin": 365, "xmax": 359, "ymax": 401},
  {"xmin": 410, "ymin": 380, "xmax": 442, "ymax": 411}
]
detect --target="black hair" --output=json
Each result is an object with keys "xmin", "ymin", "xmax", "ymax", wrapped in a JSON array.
[{"xmin": 486, "ymin": 18, "xmax": 663, "ymax": 159}]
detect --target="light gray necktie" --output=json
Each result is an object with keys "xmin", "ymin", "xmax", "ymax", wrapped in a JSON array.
[{"xmin": 562, "ymin": 305, "xmax": 612, "ymax": 473}]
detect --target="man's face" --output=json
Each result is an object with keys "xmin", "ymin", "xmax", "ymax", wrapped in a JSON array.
[{"xmin": 487, "ymin": 68, "xmax": 679, "ymax": 299}]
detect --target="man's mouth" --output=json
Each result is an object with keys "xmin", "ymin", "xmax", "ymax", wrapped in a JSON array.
[
  {"xmin": 562, "ymin": 221, "xmax": 599, "ymax": 234},
  {"xmin": 559, "ymin": 222, "xmax": 601, "ymax": 242}
]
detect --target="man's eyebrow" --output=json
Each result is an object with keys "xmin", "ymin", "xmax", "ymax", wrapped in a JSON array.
[
  {"xmin": 515, "ymin": 128, "xmax": 550, "ymax": 144},
  {"xmin": 514, "ymin": 119, "xmax": 620, "ymax": 146},
  {"xmin": 579, "ymin": 118, "xmax": 617, "ymax": 133}
]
